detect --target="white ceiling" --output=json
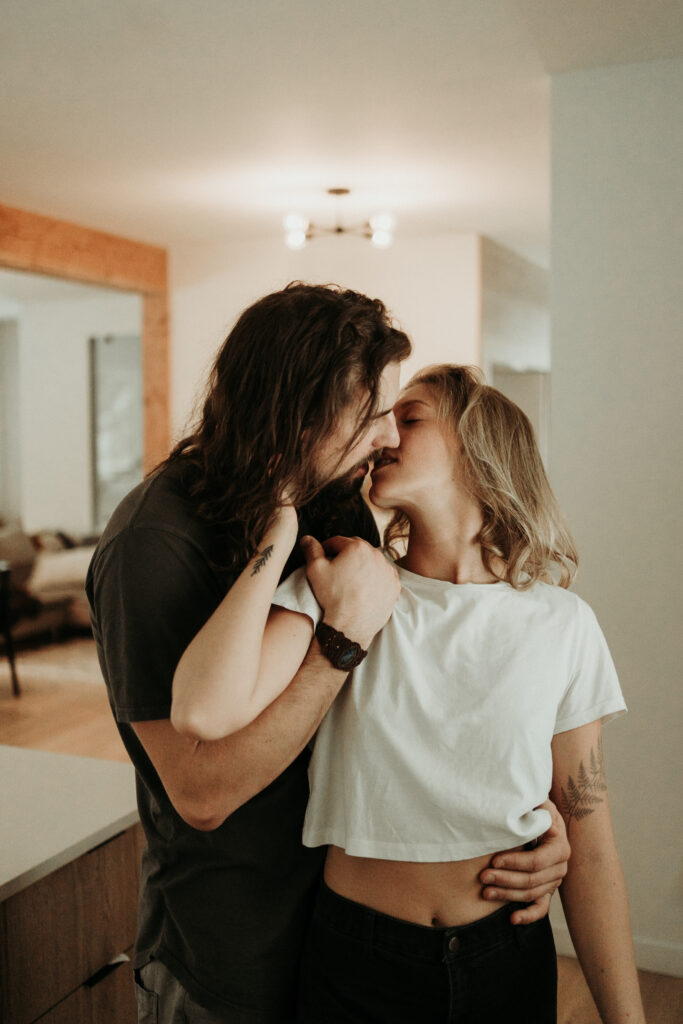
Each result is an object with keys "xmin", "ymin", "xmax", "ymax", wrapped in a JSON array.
[{"xmin": 1, "ymin": 0, "xmax": 682, "ymax": 267}]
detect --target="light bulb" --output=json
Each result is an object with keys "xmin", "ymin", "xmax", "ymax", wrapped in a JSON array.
[
  {"xmin": 283, "ymin": 213, "xmax": 309, "ymax": 232},
  {"xmin": 285, "ymin": 229, "xmax": 307, "ymax": 250},
  {"xmin": 371, "ymin": 229, "xmax": 393, "ymax": 249},
  {"xmin": 369, "ymin": 213, "xmax": 395, "ymax": 233}
]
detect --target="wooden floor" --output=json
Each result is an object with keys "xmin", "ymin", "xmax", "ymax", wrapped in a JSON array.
[
  {"xmin": 0, "ymin": 636, "xmax": 128, "ymax": 762},
  {"xmin": 557, "ymin": 956, "xmax": 682, "ymax": 1022},
  {"xmin": 1, "ymin": 638, "xmax": 681, "ymax": 1023}
]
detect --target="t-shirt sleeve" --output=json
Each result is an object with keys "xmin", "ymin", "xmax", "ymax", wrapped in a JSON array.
[
  {"xmin": 272, "ymin": 567, "xmax": 323, "ymax": 627},
  {"xmin": 554, "ymin": 599, "xmax": 627, "ymax": 735},
  {"xmin": 88, "ymin": 526, "xmax": 224, "ymax": 723}
]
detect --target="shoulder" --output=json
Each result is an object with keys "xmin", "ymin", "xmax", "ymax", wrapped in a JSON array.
[
  {"xmin": 88, "ymin": 463, "xmax": 222, "ymax": 586},
  {"xmin": 474, "ymin": 581, "xmax": 589, "ymax": 642},
  {"xmin": 525, "ymin": 585, "xmax": 613, "ymax": 665},
  {"xmin": 522, "ymin": 580, "xmax": 584, "ymax": 616},
  {"xmin": 536, "ymin": 584, "xmax": 600, "ymax": 628},
  {"xmin": 100, "ymin": 463, "xmax": 196, "ymax": 537}
]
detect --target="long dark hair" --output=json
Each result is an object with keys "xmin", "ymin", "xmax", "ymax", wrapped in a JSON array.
[{"xmin": 159, "ymin": 282, "xmax": 411, "ymax": 571}]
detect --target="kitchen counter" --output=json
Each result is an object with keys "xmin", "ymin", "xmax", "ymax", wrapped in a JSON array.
[{"xmin": 0, "ymin": 743, "xmax": 138, "ymax": 902}]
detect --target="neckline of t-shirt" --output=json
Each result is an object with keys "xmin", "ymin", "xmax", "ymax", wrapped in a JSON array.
[{"xmin": 396, "ymin": 564, "xmax": 510, "ymax": 590}]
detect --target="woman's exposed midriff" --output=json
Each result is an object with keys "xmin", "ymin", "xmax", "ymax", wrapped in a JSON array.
[{"xmin": 323, "ymin": 843, "xmax": 525, "ymax": 928}]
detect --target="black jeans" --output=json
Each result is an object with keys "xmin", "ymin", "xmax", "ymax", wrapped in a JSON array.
[{"xmin": 297, "ymin": 882, "xmax": 557, "ymax": 1024}]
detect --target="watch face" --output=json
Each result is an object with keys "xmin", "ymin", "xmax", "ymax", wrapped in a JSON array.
[{"xmin": 337, "ymin": 644, "xmax": 361, "ymax": 670}]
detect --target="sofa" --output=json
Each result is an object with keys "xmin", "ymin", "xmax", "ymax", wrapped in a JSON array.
[{"xmin": 0, "ymin": 521, "xmax": 97, "ymax": 645}]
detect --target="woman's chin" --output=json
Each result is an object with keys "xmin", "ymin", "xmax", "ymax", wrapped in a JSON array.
[{"xmin": 368, "ymin": 482, "xmax": 397, "ymax": 509}]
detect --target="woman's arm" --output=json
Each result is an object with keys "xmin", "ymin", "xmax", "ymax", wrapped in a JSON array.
[
  {"xmin": 550, "ymin": 720, "xmax": 645, "ymax": 1024},
  {"xmin": 171, "ymin": 514, "xmax": 402, "ymax": 742},
  {"xmin": 171, "ymin": 505, "xmax": 312, "ymax": 739}
]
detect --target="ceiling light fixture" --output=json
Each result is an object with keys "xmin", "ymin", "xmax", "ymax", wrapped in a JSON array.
[{"xmin": 284, "ymin": 188, "xmax": 395, "ymax": 250}]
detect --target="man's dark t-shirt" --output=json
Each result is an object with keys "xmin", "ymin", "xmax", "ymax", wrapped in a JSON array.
[{"xmin": 86, "ymin": 462, "xmax": 380, "ymax": 1021}]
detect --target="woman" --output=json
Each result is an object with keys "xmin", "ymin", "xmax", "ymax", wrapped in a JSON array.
[{"xmin": 173, "ymin": 365, "xmax": 644, "ymax": 1023}]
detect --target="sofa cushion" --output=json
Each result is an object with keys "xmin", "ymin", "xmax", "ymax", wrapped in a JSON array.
[
  {"xmin": 28, "ymin": 546, "xmax": 96, "ymax": 597},
  {"xmin": 0, "ymin": 522, "xmax": 36, "ymax": 589}
]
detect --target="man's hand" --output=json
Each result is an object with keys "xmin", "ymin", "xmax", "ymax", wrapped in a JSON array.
[
  {"xmin": 301, "ymin": 535, "xmax": 400, "ymax": 649},
  {"xmin": 479, "ymin": 799, "xmax": 571, "ymax": 924}
]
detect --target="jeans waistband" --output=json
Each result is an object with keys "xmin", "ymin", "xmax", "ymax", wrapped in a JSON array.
[{"xmin": 315, "ymin": 880, "xmax": 527, "ymax": 964}]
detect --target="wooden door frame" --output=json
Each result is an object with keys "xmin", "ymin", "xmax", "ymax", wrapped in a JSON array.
[{"xmin": 0, "ymin": 203, "xmax": 169, "ymax": 473}]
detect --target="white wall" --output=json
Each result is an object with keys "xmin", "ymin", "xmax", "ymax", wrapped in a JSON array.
[
  {"xmin": 170, "ymin": 233, "xmax": 483, "ymax": 435},
  {"xmin": 549, "ymin": 58, "xmax": 683, "ymax": 976},
  {"xmin": 481, "ymin": 237, "xmax": 550, "ymax": 377},
  {"xmin": 491, "ymin": 367, "xmax": 550, "ymax": 466},
  {"xmin": 16, "ymin": 292, "xmax": 141, "ymax": 535},
  {"xmin": 0, "ymin": 319, "xmax": 21, "ymax": 520}
]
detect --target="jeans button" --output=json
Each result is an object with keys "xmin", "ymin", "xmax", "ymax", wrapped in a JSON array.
[{"xmin": 448, "ymin": 935, "xmax": 460, "ymax": 954}]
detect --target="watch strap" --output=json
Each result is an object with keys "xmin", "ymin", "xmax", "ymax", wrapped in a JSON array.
[{"xmin": 315, "ymin": 621, "xmax": 368, "ymax": 671}]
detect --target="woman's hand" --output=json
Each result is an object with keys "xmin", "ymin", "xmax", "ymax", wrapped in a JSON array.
[{"xmin": 478, "ymin": 798, "xmax": 570, "ymax": 924}]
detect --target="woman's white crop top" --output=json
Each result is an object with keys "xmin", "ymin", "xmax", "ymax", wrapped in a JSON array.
[{"xmin": 272, "ymin": 564, "xmax": 626, "ymax": 862}]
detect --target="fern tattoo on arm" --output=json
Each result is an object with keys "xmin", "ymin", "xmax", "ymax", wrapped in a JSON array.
[
  {"xmin": 560, "ymin": 735, "xmax": 607, "ymax": 833},
  {"xmin": 250, "ymin": 545, "xmax": 274, "ymax": 576}
]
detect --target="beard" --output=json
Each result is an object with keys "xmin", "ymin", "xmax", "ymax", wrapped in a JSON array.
[{"xmin": 313, "ymin": 455, "xmax": 371, "ymax": 504}]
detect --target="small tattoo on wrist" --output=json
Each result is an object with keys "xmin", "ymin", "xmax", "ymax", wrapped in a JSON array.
[{"xmin": 251, "ymin": 545, "xmax": 274, "ymax": 575}]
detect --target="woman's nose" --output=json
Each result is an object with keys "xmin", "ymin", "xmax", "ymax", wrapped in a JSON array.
[{"xmin": 377, "ymin": 412, "xmax": 400, "ymax": 450}]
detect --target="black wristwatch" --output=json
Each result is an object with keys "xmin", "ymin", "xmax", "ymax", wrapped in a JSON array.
[{"xmin": 315, "ymin": 621, "xmax": 368, "ymax": 671}]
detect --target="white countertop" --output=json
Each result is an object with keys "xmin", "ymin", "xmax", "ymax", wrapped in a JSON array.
[{"xmin": 0, "ymin": 744, "xmax": 139, "ymax": 902}]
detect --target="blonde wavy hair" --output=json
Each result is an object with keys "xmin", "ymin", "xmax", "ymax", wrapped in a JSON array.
[{"xmin": 384, "ymin": 364, "xmax": 578, "ymax": 589}]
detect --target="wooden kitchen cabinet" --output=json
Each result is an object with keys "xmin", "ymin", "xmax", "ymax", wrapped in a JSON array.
[
  {"xmin": 30, "ymin": 951, "xmax": 136, "ymax": 1024},
  {"xmin": 0, "ymin": 823, "xmax": 143, "ymax": 1024}
]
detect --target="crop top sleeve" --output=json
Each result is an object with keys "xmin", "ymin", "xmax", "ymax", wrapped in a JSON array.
[
  {"xmin": 554, "ymin": 599, "xmax": 627, "ymax": 734},
  {"xmin": 272, "ymin": 566, "xmax": 323, "ymax": 626}
]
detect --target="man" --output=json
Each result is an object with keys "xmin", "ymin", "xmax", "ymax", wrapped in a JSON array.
[{"xmin": 87, "ymin": 283, "xmax": 569, "ymax": 1024}]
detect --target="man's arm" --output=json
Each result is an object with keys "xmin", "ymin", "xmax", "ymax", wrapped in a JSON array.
[
  {"xmin": 135, "ymin": 637, "xmax": 353, "ymax": 829},
  {"xmin": 479, "ymin": 798, "xmax": 571, "ymax": 924}
]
